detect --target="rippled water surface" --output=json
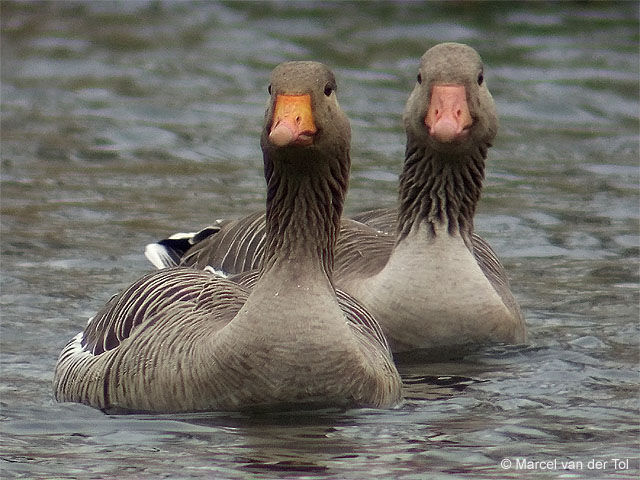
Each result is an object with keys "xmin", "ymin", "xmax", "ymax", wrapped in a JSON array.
[{"xmin": 1, "ymin": 2, "xmax": 638, "ymax": 479}]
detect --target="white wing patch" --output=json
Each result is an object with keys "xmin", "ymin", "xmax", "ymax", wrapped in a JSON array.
[{"xmin": 144, "ymin": 243, "xmax": 179, "ymax": 269}]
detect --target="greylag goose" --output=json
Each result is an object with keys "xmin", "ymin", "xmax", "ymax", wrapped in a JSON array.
[
  {"xmin": 145, "ymin": 43, "xmax": 526, "ymax": 356},
  {"xmin": 54, "ymin": 61, "xmax": 402, "ymax": 412}
]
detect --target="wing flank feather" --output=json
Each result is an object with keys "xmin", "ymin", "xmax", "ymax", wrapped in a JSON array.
[
  {"xmin": 471, "ymin": 232, "xmax": 509, "ymax": 287},
  {"xmin": 81, "ymin": 269, "xmax": 237, "ymax": 356},
  {"xmin": 231, "ymin": 212, "xmax": 266, "ymax": 272},
  {"xmin": 217, "ymin": 218, "xmax": 250, "ymax": 272},
  {"xmin": 337, "ymin": 289, "xmax": 392, "ymax": 357},
  {"xmin": 180, "ymin": 212, "xmax": 265, "ymax": 273},
  {"xmin": 351, "ymin": 208, "xmax": 397, "ymax": 233}
]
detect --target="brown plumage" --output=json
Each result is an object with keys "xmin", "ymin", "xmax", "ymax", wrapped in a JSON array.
[
  {"xmin": 54, "ymin": 61, "xmax": 402, "ymax": 413},
  {"xmin": 146, "ymin": 43, "xmax": 526, "ymax": 357}
]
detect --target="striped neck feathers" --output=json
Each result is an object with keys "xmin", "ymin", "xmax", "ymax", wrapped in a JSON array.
[
  {"xmin": 396, "ymin": 141, "xmax": 487, "ymax": 245},
  {"xmin": 261, "ymin": 147, "xmax": 349, "ymax": 280}
]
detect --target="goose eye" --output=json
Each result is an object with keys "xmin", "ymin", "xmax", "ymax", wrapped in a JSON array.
[
  {"xmin": 477, "ymin": 73, "xmax": 484, "ymax": 85},
  {"xmin": 323, "ymin": 83, "xmax": 333, "ymax": 96},
  {"xmin": 268, "ymin": 84, "xmax": 272, "ymax": 95},
  {"xmin": 417, "ymin": 73, "xmax": 422, "ymax": 84}
]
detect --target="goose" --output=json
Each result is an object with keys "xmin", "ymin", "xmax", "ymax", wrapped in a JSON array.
[
  {"xmin": 54, "ymin": 61, "xmax": 402, "ymax": 413},
  {"xmin": 145, "ymin": 43, "xmax": 526, "ymax": 356}
]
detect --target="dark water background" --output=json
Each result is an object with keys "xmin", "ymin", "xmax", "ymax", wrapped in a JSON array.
[{"xmin": 1, "ymin": 1, "xmax": 638, "ymax": 478}]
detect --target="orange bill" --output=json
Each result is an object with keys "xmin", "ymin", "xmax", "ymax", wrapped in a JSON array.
[
  {"xmin": 425, "ymin": 84, "xmax": 473, "ymax": 143},
  {"xmin": 269, "ymin": 94, "xmax": 317, "ymax": 147}
]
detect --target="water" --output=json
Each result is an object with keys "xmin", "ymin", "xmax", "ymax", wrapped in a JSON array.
[{"xmin": 1, "ymin": 1, "xmax": 638, "ymax": 478}]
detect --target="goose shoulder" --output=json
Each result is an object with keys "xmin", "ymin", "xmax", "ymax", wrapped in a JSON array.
[
  {"xmin": 470, "ymin": 233, "xmax": 523, "ymax": 321},
  {"xmin": 79, "ymin": 268, "xmax": 246, "ymax": 356},
  {"xmin": 179, "ymin": 211, "xmax": 267, "ymax": 273},
  {"xmin": 333, "ymin": 218, "xmax": 394, "ymax": 282},
  {"xmin": 350, "ymin": 208, "xmax": 397, "ymax": 233}
]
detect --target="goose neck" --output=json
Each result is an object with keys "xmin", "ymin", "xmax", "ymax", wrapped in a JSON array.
[
  {"xmin": 396, "ymin": 143, "xmax": 486, "ymax": 245},
  {"xmin": 260, "ymin": 151, "xmax": 347, "ymax": 280}
]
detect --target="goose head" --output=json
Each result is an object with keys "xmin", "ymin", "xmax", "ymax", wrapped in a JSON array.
[
  {"xmin": 403, "ymin": 42, "xmax": 498, "ymax": 156},
  {"xmin": 261, "ymin": 61, "xmax": 351, "ymax": 175}
]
